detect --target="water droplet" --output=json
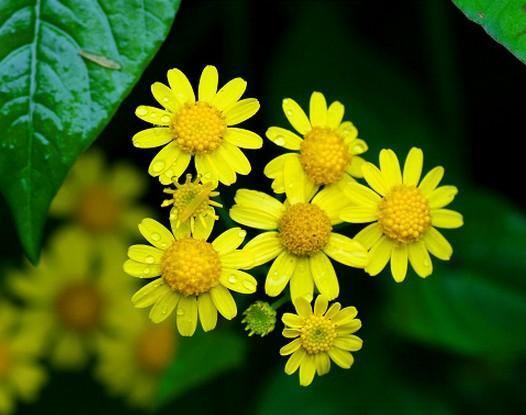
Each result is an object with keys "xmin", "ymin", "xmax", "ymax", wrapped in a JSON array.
[
  {"xmin": 242, "ymin": 280, "xmax": 255, "ymax": 290},
  {"xmin": 164, "ymin": 169, "xmax": 174, "ymax": 179},
  {"xmin": 423, "ymin": 260, "xmax": 431, "ymax": 268},
  {"xmin": 162, "ymin": 97, "xmax": 169, "ymax": 102},
  {"xmin": 177, "ymin": 309, "xmax": 184, "ymax": 316},
  {"xmin": 143, "ymin": 267, "xmax": 151, "ymax": 274},
  {"xmin": 160, "ymin": 115, "xmax": 171, "ymax": 123},
  {"xmin": 151, "ymin": 232, "xmax": 161, "ymax": 241},
  {"xmin": 145, "ymin": 255, "xmax": 155, "ymax": 264},
  {"xmin": 152, "ymin": 161, "xmax": 165, "ymax": 172},
  {"xmin": 228, "ymin": 275, "xmax": 237, "ymax": 284},
  {"xmin": 238, "ymin": 230, "xmax": 246, "ymax": 238},
  {"xmin": 285, "ymin": 110, "xmax": 293, "ymax": 116},
  {"xmin": 136, "ymin": 107, "xmax": 148, "ymax": 116},
  {"xmin": 274, "ymin": 135, "xmax": 285, "ymax": 146}
]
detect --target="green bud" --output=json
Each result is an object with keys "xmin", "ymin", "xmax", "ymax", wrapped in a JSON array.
[{"xmin": 242, "ymin": 301, "xmax": 277, "ymax": 337}]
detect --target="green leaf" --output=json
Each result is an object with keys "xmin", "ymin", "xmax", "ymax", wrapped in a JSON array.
[
  {"xmin": 0, "ymin": 0, "xmax": 181, "ymax": 262},
  {"xmin": 156, "ymin": 330, "xmax": 247, "ymax": 408},
  {"xmin": 385, "ymin": 266, "xmax": 526, "ymax": 359},
  {"xmin": 452, "ymin": 0, "xmax": 526, "ymax": 65}
]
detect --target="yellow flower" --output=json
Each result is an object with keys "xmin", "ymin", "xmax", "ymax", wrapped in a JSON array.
[
  {"xmin": 95, "ymin": 309, "xmax": 176, "ymax": 409},
  {"xmin": 0, "ymin": 303, "xmax": 47, "ymax": 415},
  {"xmin": 124, "ymin": 219, "xmax": 256, "ymax": 336},
  {"xmin": 133, "ymin": 65, "xmax": 262, "ymax": 185},
  {"xmin": 340, "ymin": 147, "xmax": 463, "ymax": 282},
  {"xmin": 161, "ymin": 174, "xmax": 222, "ymax": 240},
  {"xmin": 230, "ymin": 159, "xmax": 369, "ymax": 301},
  {"xmin": 280, "ymin": 295, "xmax": 362, "ymax": 387},
  {"xmin": 50, "ymin": 150, "xmax": 148, "ymax": 238},
  {"xmin": 264, "ymin": 91, "xmax": 368, "ymax": 196},
  {"xmin": 8, "ymin": 228, "xmax": 135, "ymax": 370}
]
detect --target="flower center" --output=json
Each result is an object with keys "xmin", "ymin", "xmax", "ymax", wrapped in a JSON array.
[
  {"xmin": 300, "ymin": 315, "xmax": 336, "ymax": 354},
  {"xmin": 378, "ymin": 185, "xmax": 431, "ymax": 244},
  {"xmin": 172, "ymin": 102, "xmax": 226, "ymax": 154},
  {"xmin": 300, "ymin": 127, "xmax": 351, "ymax": 185},
  {"xmin": 0, "ymin": 342, "xmax": 11, "ymax": 379},
  {"xmin": 135, "ymin": 325, "xmax": 175, "ymax": 374},
  {"xmin": 54, "ymin": 282, "xmax": 103, "ymax": 331},
  {"xmin": 278, "ymin": 203, "xmax": 332, "ymax": 256},
  {"xmin": 161, "ymin": 239, "xmax": 221, "ymax": 296},
  {"xmin": 76, "ymin": 186, "xmax": 121, "ymax": 233}
]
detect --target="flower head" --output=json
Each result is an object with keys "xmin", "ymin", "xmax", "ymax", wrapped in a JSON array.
[
  {"xmin": 124, "ymin": 219, "xmax": 256, "ymax": 336},
  {"xmin": 161, "ymin": 174, "xmax": 222, "ymax": 240},
  {"xmin": 340, "ymin": 147, "xmax": 463, "ymax": 282},
  {"xmin": 264, "ymin": 91, "xmax": 368, "ymax": 196},
  {"xmin": 133, "ymin": 65, "xmax": 263, "ymax": 185},
  {"xmin": 230, "ymin": 158, "xmax": 369, "ymax": 302},
  {"xmin": 280, "ymin": 295, "xmax": 362, "ymax": 386},
  {"xmin": 241, "ymin": 301, "xmax": 277, "ymax": 337}
]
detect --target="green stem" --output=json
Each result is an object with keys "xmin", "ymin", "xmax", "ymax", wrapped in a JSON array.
[{"xmin": 271, "ymin": 295, "xmax": 290, "ymax": 310}]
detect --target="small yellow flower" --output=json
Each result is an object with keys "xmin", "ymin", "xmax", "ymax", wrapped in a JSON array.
[
  {"xmin": 50, "ymin": 150, "xmax": 148, "ymax": 238},
  {"xmin": 133, "ymin": 65, "xmax": 262, "ymax": 185},
  {"xmin": 280, "ymin": 295, "xmax": 362, "ymax": 387},
  {"xmin": 230, "ymin": 158, "xmax": 369, "ymax": 301},
  {"xmin": 124, "ymin": 219, "xmax": 256, "ymax": 336},
  {"xmin": 8, "ymin": 228, "xmax": 135, "ymax": 370},
  {"xmin": 161, "ymin": 174, "xmax": 222, "ymax": 240},
  {"xmin": 95, "ymin": 309, "xmax": 176, "ymax": 408},
  {"xmin": 264, "ymin": 91, "xmax": 368, "ymax": 196},
  {"xmin": 0, "ymin": 303, "xmax": 46, "ymax": 415},
  {"xmin": 340, "ymin": 147, "xmax": 463, "ymax": 282}
]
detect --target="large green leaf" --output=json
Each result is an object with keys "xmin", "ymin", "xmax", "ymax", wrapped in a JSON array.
[
  {"xmin": 0, "ymin": 0, "xmax": 180, "ymax": 262},
  {"xmin": 452, "ymin": 0, "xmax": 526, "ymax": 64}
]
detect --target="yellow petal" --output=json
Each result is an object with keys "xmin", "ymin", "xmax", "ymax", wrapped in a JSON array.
[
  {"xmin": 299, "ymin": 355, "xmax": 316, "ymax": 386},
  {"xmin": 210, "ymin": 285, "xmax": 237, "ymax": 319},
  {"xmin": 309, "ymin": 253, "xmax": 339, "ymax": 300},
  {"xmin": 362, "ymin": 162, "xmax": 388, "ymax": 195},
  {"xmin": 333, "ymin": 335, "xmax": 362, "ymax": 351},
  {"xmin": 198, "ymin": 293, "xmax": 218, "ymax": 332},
  {"xmin": 167, "ymin": 68, "xmax": 195, "ymax": 104},
  {"xmin": 340, "ymin": 206, "xmax": 377, "ymax": 223},
  {"xmin": 266, "ymin": 126, "xmax": 302, "ymax": 150},
  {"xmin": 311, "ymin": 184, "xmax": 352, "ymax": 225},
  {"xmin": 229, "ymin": 206, "xmax": 279, "ymax": 230},
  {"xmin": 333, "ymin": 306, "xmax": 358, "ymax": 325},
  {"xmin": 127, "ymin": 244, "xmax": 163, "ymax": 264},
  {"xmin": 314, "ymin": 352, "xmax": 331, "ymax": 376},
  {"xmin": 176, "ymin": 296, "xmax": 198, "ymax": 336},
  {"xmin": 212, "ymin": 77, "xmax": 247, "ymax": 110},
  {"xmin": 284, "ymin": 349, "xmax": 306, "ymax": 374},
  {"xmin": 220, "ymin": 250, "xmax": 254, "ymax": 269},
  {"xmin": 132, "ymin": 127, "xmax": 173, "ymax": 148},
  {"xmin": 265, "ymin": 251, "xmax": 297, "ymax": 297},
  {"xmin": 313, "ymin": 295, "xmax": 329, "ymax": 316},
  {"xmin": 290, "ymin": 257, "xmax": 314, "ymax": 302},
  {"xmin": 280, "ymin": 338, "xmax": 302, "ymax": 356},
  {"xmin": 324, "ymin": 233, "xmax": 369, "ymax": 268},
  {"xmin": 138, "ymin": 218, "xmax": 174, "ymax": 249},
  {"xmin": 132, "ymin": 279, "xmax": 169, "ymax": 308},
  {"xmin": 326, "ymin": 101, "xmax": 345, "ymax": 128},
  {"xmin": 234, "ymin": 189, "xmax": 285, "ymax": 219},
  {"xmin": 427, "ymin": 185, "xmax": 458, "ymax": 209},
  {"xmin": 243, "ymin": 232, "xmax": 283, "ymax": 267},
  {"xmin": 293, "ymin": 295, "xmax": 313, "ymax": 318},
  {"xmin": 148, "ymin": 142, "xmax": 183, "ymax": 177},
  {"xmin": 338, "ymin": 121, "xmax": 358, "ymax": 140},
  {"xmin": 135, "ymin": 105, "xmax": 172, "ymax": 125},
  {"xmin": 348, "ymin": 138, "xmax": 368, "ymax": 155},
  {"xmin": 218, "ymin": 142, "xmax": 251, "ymax": 174},
  {"xmin": 423, "ymin": 227, "xmax": 453, "ymax": 260},
  {"xmin": 418, "ymin": 166, "xmax": 444, "ymax": 196},
  {"xmin": 354, "ymin": 222, "xmax": 383, "ymax": 249},
  {"xmin": 203, "ymin": 152, "xmax": 235, "ymax": 185},
  {"xmin": 264, "ymin": 153, "xmax": 295, "ymax": 179},
  {"xmin": 149, "ymin": 291, "xmax": 179, "ymax": 323},
  {"xmin": 224, "ymin": 98, "xmax": 260, "ymax": 125},
  {"xmin": 339, "ymin": 181, "xmax": 381, "ymax": 208},
  {"xmin": 220, "ymin": 269, "xmax": 257, "ymax": 294},
  {"xmin": 309, "ymin": 91, "xmax": 327, "ymax": 127},
  {"xmin": 158, "ymin": 152, "xmax": 192, "ymax": 185},
  {"xmin": 123, "ymin": 260, "xmax": 161, "ymax": 278},
  {"xmin": 282, "ymin": 98, "xmax": 311, "ymax": 135},
  {"xmin": 379, "ymin": 149, "xmax": 402, "ymax": 189},
  {"xmin": 198, "ymin": 65, "xmax": 218, "ymax": 102},
  {"xmin": 402, "ymin": 147, "xmax": 423, "ymax": 186},
  {"xmin": 345, "ymin": 155, "xmax": 366, "ymax": 178},
  {"xmin": 328, "ymin": 348, "xmax": 354, "ymax": 369},
  {"xmin": 408, "ymin": 241, "xmax": 433, "ymax": 278},
  {"xmin": 282, "ymin": 312, "xmax": 303, "ymax": 328},
  {"xmin": 225, "ymin": 127, "xmax": 263, "ymax": 149},
  {"xmin": 212, "ymin": 227, "xmax": 247, "ymax": 254},
  {"xmin": 366, "ymin": 236, "xmax": 393, "ymax": 276},
  {"xmin": 390, "ymin": 245, "xmax": 408, "ymax": 283},
  {"xmin": 284, "ymin": 156, "xmax": 308, "ymax": 204},
  {"xmin": 431, "ymin": 209, "xmax": 464, "ymax": 229},
  {"xmin": 151, "ymin": 82, "xmax": 181, "ymax": 112}
]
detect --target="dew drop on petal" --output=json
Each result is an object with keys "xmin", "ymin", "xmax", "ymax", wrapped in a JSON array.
[
  {"xmin": 238, "ymin": 230, "xmax": 246, "ymax": 238},
  {"xmin": 145, "ymin": 255, "xmax": 155, "ymax": 264},
  {"xmin": 151, "ymin": 233, "xmax": 161, "ymax": 241},
  {"xmin": 160, "ymin": 115, "xmax": 171, "ymax": 123},
  {"xmin": 274, "ymin": 136, "xmax": 285, "ymax": 146},
  {"xmin": 152, "ymin": 161, "xmax": 165, "ymax": 173},
  {"xmin": 228, "ymin": 275, "xmax": 237, "ymax": 284},
  {"xmin": 136, "ymin": 107, "xmax": 148, "ymax": 116},
  {"xmin": 177, "ymin": 309, "xmax": 184, "ymax": 316},
  {"xmin": 242, "ymin": 280, "xmax": 255, "ymax": 290}
]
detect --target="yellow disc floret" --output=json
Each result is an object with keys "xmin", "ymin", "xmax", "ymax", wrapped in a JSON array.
[
  {"xmin": 300, "ymin": 127, "xmax": 351, "ymax": 185},
  {"xmin": 300, "ymin": 315, "xmax": 336, "ymax": 354},
  {"xmin": 55, "ymin": 282, "xmax": 103, "ymax": 331},
  {"xmin": 161, "ymin": 239, "xmax": 221, "ymax": 296},
  {"xmin": 172, "ymin": 102, "xmax": 226, "ymax": 154},
  {"xmin": 0, "ymin": 342, "xmax": 11, "ymax": 379},
  {"xmin": 378, "ymin": 185, "xmax": 431, "ymax": 244},
  {"xmin": 76, "ymin": 186, "xmax": 121, "ymax": 232},
  {"xmin": 279, "ymin": 203, "xmax": 332, "ymax": 256},
  {"xmin": 135, "ymin": 325, "xmax": 175, "ymax": 374}
]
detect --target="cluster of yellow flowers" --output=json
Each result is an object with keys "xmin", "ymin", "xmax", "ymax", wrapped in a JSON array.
[
  {"xmin": 0, "ymin": 153, "xmax": 175, "ymax": 413},
  {"xmin": 126, "ymin": 65, "xmax": 463, "ymax": 387}
]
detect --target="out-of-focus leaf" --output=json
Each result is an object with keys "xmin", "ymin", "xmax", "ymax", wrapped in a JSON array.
[
  {"xmin": 156, "ymin": 330, "xmax": 247, "ymax": 408},
  {"xmin": 385, "ymin": 267, "xmax": 526, "ymax": 359},
  {"xmin": 452, "ymin": 0, "xmax": 526, "ymax": 65},
  {"xmin": 264, "ymin": 3, "xmax": 465, "ymax": 182},
  {"xmin": 0, "ymin": 0, "xmax": 181, "ymax": 262}
]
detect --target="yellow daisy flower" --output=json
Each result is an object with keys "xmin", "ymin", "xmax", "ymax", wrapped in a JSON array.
[
  {"xmin": 8, "ymin": 228, "xmax": 135, "ymax": 370},
  {"xmin": 124, "ymin": 219, "xmax": 256, "ymax": 336},
  {"xmin": 0, "ymin": 303, "xmax": 47, "ymax": 415},
  {"xmin": 50, "ymin": 150, "xmax": 148, "ymax": 238},
  {"xmin": 230, "ymin": 159, "xmax": 369, "ymax": 301},
  {"xmin": 161, "ymin": 174, "xmax": 222, "ymax": 240},
  {"xmin": 340, "ymin": 147, "xmax": 463, "ymax": 282},
  {"xmin": 95, "ymin": 309, "xmax": 176, "ymax": 408},
  {"xmin": 264, "ymin": 91, "xmax": 368, "ymax": 196},
  {"xmin": 133, "ymin": 65, "xmax": 262, "ymax": 185},
  {"xmin": 280, "ymin": 295, "xmax": 362, "ymax": 387}
]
